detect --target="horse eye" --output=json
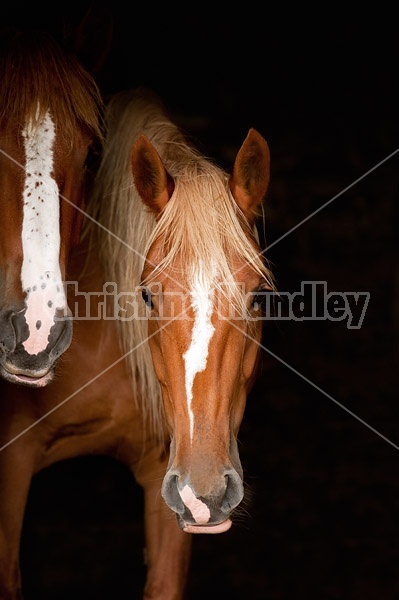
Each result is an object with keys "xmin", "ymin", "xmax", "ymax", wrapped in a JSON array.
[
  {"xmin": 141, "ymin": 288, "xmax": 154, "ymax": 309},
  {"xmin": 84, "ymin": 143, "xmax": 101, "ymax": 173},
  {"xmin": 251, "ymin": 293, "xmax": 265, "ymax": 312},
  {"xmin": 250, "ymin": 286, "xmax": 271, "ymax": 314}
]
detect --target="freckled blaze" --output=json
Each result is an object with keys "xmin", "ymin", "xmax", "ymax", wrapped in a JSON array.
[{"xmin": 21, "ymin": 110, "xmax": 66, "ymax": 354}]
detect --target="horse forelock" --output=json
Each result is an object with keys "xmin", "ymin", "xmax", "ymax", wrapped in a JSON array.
[
  {"xmin": 0, "ymin": 29, "xmax": 104, "ymax": 146},
  {"xmin": 144, "ymin": 169, "xmax": 274, "ymax": 307}
]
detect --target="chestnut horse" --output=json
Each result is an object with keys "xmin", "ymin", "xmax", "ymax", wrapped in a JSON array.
[
  {"xmin": 0, "ymin": 88, "xmax": 273, "ymax": 598},
  {"xmin": 0, "ymin": 28, "xmax": 103, "ymax": 386}
]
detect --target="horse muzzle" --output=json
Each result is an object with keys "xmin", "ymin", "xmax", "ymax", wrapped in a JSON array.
[
  {"xmin": 161, "ymin": 466, "xmax": 244, "ymax": 534},
  {"xmin": 0, "ymin": 308, "xmax": 72, "ymax": 386}
]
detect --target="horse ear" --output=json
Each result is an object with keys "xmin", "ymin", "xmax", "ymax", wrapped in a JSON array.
[
  {"xmin": 62, "ymin": 4, "xmax": 114, "ymax": 76},
  {"xmin": 131, "ymin": 135, "xmax": 175, "ymax": 214},
  {"xmin": 229, "ymin": 128, "xmax": 270, "ymax": 225}
]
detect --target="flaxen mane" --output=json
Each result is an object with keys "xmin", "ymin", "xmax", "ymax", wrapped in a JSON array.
[
  {"xmin": 85, "ymin": 88, "xmax": 273, "ymax": 436},
  {"xmin": 0, "ymin": 28, "xmax": 103, "ymax": 144}
]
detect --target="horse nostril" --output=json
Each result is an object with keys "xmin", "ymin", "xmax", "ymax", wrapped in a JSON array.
[
  {"xmin": 11, "ymin": 310, "xmax": 29, "ymax": 346},
  {"xmin": 50, "ymin": 318, "xmax": 71, "ymax": 356},
  {"xmin": 0, "ymin": 310, "xmax": 24, "ymax": 352},
  {"xmin": 221, "ymin": 470, "xmax": 244, "ymax": 513},
  {"xmin": 161, "ymin": 472, "xmax": 185, "ymax": 515}
]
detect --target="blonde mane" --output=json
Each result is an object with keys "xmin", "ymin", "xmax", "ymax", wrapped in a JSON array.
[{"xmin": 85, "ymin": 88, "xmax": 273, "ymax": 437}]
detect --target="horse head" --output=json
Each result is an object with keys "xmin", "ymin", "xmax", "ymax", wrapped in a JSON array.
[
  {"xmin": 132, "ymin": 128, "xmax": 271, "ymax": 532},
  {"xmin": 0, "ymin": 29, "xmax": 103, "ymax": 386}
]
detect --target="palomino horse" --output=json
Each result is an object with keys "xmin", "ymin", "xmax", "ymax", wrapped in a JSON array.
[
  {"xmin": 0, "ymin": 28, "xmax": 103, "ymax": 386},
  {"xmin": 0, "ymin": 88, "xmax": 273, "ymax": 598}
]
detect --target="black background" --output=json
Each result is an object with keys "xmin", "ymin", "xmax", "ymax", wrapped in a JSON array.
[{"xmin": 3, "ymin": 3, "xmax": 398, "ymax": 599}]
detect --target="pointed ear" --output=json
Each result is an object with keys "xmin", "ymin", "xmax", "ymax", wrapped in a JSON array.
[
  {"xmin": 131, "ymin": 135, "xmax": 175, "ymax": 215},
  {"xmin": 63, "ymin": 4, "xmax": 114, "ymax": 75},
  {"xmin": 229, "ymin": 128, "xmax": 270, "ymax": 225}
]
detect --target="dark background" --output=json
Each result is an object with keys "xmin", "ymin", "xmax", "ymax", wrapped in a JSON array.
[{"xmin": 3, "ymin": 3, "xmax": 398, "ymax": 599}]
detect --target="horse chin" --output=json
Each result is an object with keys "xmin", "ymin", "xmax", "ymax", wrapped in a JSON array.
[
  {"xmin": 0, "ymin": 364, "xmax": 54, "ymax": 388},
  {"xmin": 177, "ymin": 516, "xmax": 232, "ymax": 534}
]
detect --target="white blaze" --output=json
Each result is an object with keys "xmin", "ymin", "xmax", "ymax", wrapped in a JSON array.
[
  {"xmin": 183, "ymin": 268, "xmax": 216, "ymax": 440},
  {"xmin": 21, "ymin": 110, "xmax": 66, "ymax": 354}
]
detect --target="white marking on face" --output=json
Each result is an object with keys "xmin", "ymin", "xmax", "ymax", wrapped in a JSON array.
[
  {"xmin": 179, "ymin": 484, "xmax": 211, "ymax": 524},
  {"xmin": 21, "ymin": 110, "xmax": 66, "ymax": 354},
  {"xmin": 183, "ymin": 268, "xmax": 216, "ymax": 440}
]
